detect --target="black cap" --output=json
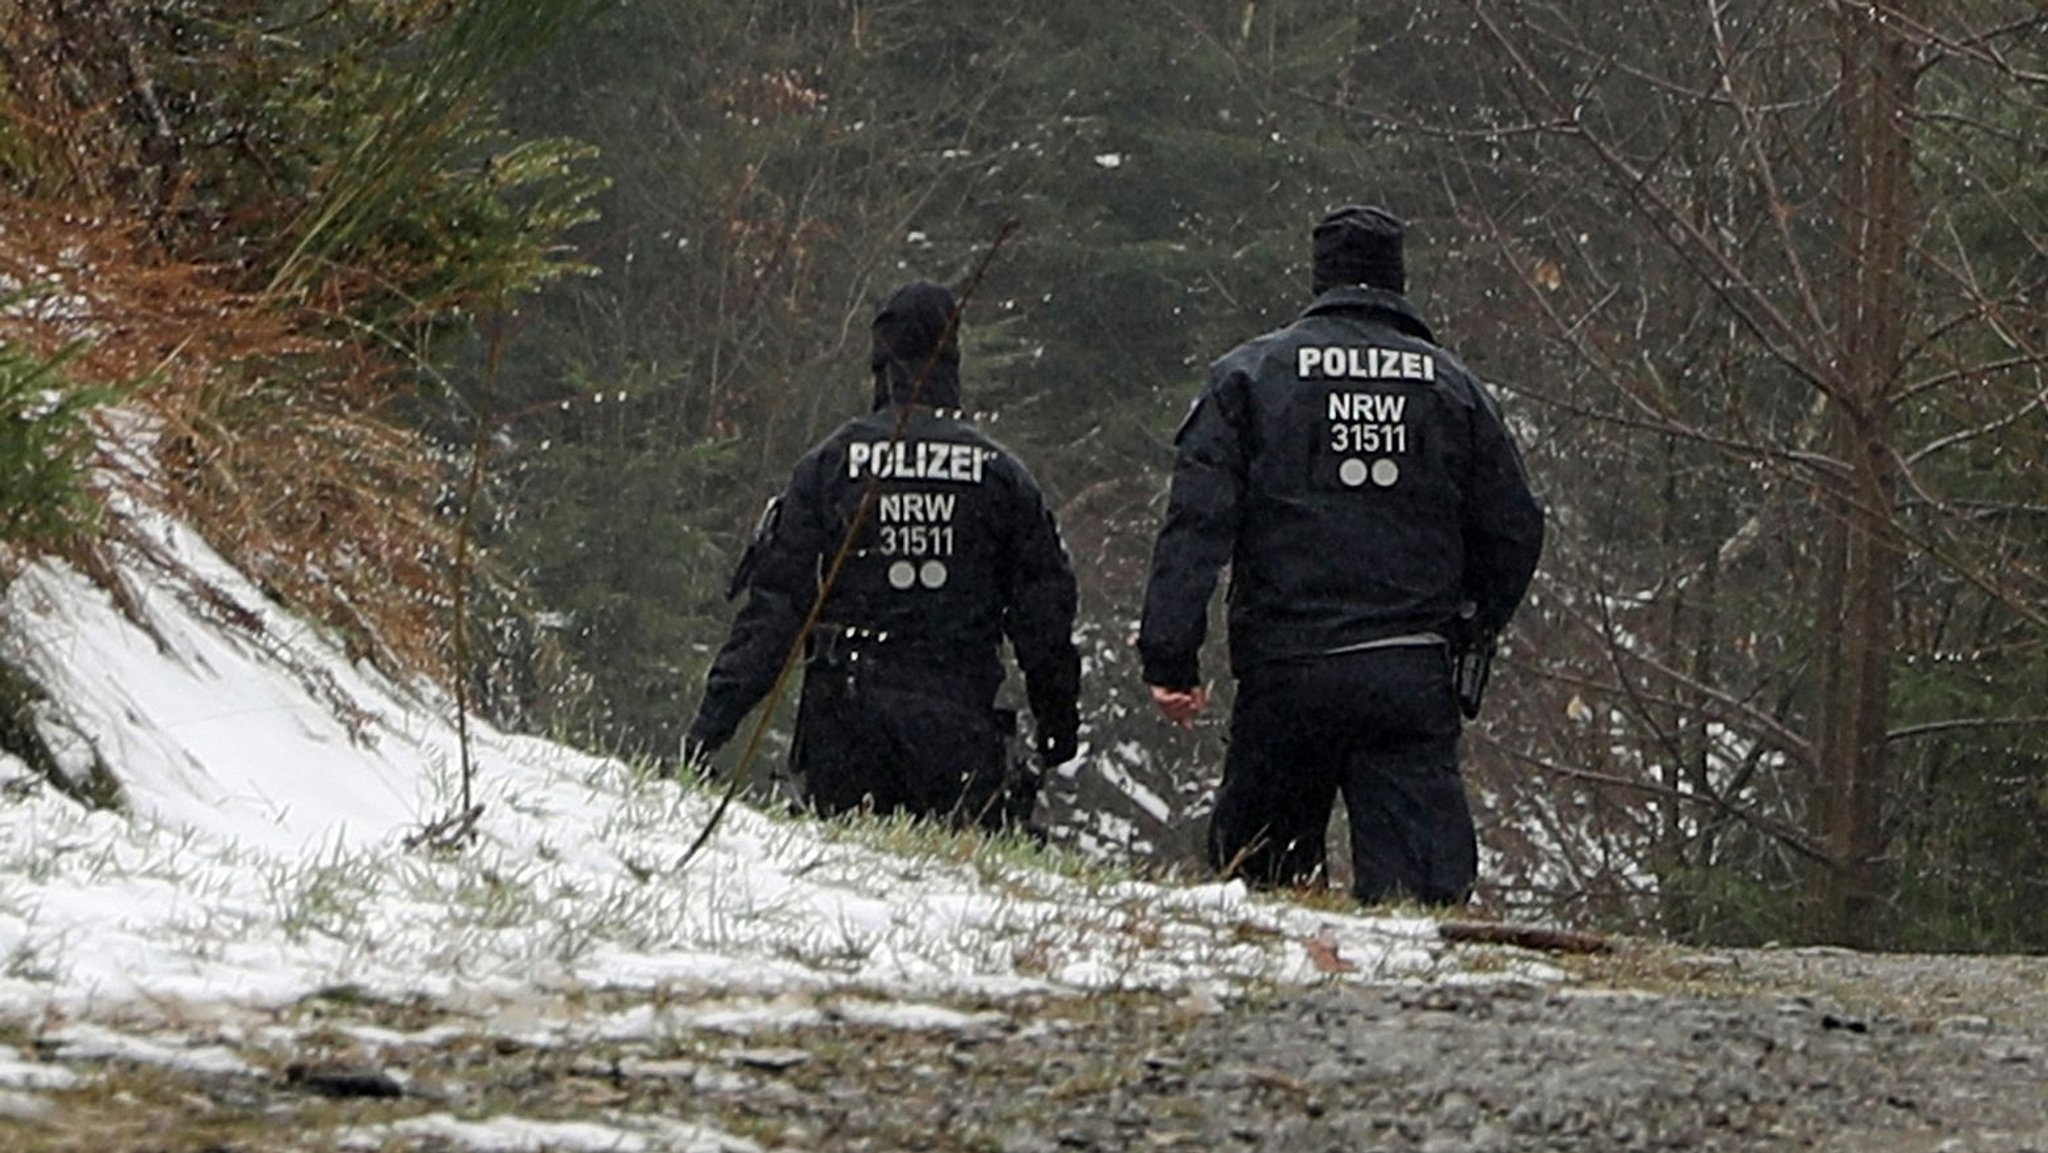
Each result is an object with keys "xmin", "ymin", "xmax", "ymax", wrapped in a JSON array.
[
  {"xmin": 1311, "ymin": 205, "xmax": 1406, "ymax": 295},
  {"xmin": 870, "ymin": 279, "xmax": 962, "ymax": 408}
]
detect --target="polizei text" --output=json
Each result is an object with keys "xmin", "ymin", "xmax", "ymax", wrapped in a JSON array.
[
  {"xmin": 847, "ymin": 439, "xmax": 994, "ymax": 483},
  {"xmin": 1297, "ymin": 345, "xmax": 1436, "ymax": 382}
]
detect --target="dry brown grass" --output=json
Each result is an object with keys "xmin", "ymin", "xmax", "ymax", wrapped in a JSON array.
[{"xmin": 0, "ymin": 193, "xmax": 461, "ymax": 682}]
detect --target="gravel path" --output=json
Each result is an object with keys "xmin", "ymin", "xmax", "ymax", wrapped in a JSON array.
[
  {"xmin": 719, "ymin": 944, "xmax": 2048, "ymax": 1152},
  {"xmin": 9, "ymin": 942, "xmax": 2047, "ymax": 1151}
]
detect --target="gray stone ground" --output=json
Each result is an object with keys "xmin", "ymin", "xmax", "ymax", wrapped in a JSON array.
[
  {"xmin": 1149, "ymin": 951, "xmax": 2048, "ymax": 1153},
  {"xmin": 8, "ymin": 942, "xmax": 2047, "ymax": 1151},
  {"xmin": 718, "ymin": 945, "xmax": 2048, "ymax": 1152}
]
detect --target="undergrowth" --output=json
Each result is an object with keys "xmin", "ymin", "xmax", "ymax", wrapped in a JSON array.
[
  {"xmin": 0, "ymin": 198, "xmax": 460, "ymax": 680},
  {"xmin": 0, "ymin": 2, "xmax": 601, "ymax": 703}
]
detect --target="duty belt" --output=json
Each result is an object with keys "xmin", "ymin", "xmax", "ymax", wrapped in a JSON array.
[
  {"xmin": 806, "ymin": 622, "xmax": 992, "ymax": 706},
  {"xmin": 807, "ymin": 623, "xmax": 895, "ymax": 669},
  {"xmin": 808, "ymin": 622, "xmax": 968, "ymax": 671}
]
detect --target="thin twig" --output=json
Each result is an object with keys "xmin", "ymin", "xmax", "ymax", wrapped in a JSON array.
[{"xmin": 416, "ymin": 312, "xmax": 512, "ymax": 851}]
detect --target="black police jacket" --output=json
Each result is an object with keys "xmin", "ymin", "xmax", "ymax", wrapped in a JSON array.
[
  {"xmin": 1139, "ymin": 286, "xmax": 1544, "ymax": 690},
  {"xmin": 688, "ymin": 404, "xmax": 1081, "ymax": 753}
]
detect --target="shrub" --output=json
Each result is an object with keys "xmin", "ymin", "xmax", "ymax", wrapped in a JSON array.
[{"xmin": 0, "ymin": 326, "xmax": 115, "ymax": 554}]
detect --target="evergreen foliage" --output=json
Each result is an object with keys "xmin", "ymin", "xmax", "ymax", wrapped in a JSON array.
[
  {"xmin": 0, "ymin": 332, "xmax": 115, "ymax": 552},
  {"xmin": 0, "ymin": 0, "xmax": 606, "ymax": 678}
]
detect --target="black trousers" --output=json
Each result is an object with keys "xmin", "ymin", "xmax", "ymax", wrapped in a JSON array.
[
  {"xmin": 792, "ymin": 668, "xmax": 1014, "ymax": 830},
  {"xmin": 1206, "ymin": 645, "xmax": 1475, "ymax": 906}
]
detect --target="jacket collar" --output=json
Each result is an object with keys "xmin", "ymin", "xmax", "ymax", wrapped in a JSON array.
[
  {"xmin": 1300, "ymin": 286, "xmax": 1436, "ymax": 343},
  {"xmin": 871, "ymin": 362, "xmax": 963, "ymax": 411}
]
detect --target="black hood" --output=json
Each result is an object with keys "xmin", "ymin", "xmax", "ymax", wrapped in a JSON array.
[
  {"xmin": 870, "ymin": 279, "xmax": 963, "ymax": 409},
  {"xmin": 1311, "ymin": 205, "xmax": 1406, "ymax": 295}
]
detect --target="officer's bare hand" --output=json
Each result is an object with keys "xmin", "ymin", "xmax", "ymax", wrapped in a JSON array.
[{"xmin": 1149, "ymin": 683, "xmax": 1209, "ymax": 728}]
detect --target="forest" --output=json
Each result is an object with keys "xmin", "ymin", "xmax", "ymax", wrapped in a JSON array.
[{"xmin": 1, "ymin": 0, "xmax": 2044, "ymax": 952}]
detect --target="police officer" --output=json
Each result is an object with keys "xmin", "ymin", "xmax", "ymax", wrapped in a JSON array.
[
  {"xmin": 1139, "ymin": 206, "xmax": 1544, "ymax": 905},
  {"xmin": 685, "ymin": 280, "xmax": 1081, "ymax": 830}
]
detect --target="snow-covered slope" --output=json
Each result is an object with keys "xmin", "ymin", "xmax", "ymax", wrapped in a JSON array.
[{"xmin": 0, "ymin": 505, "xmax": 1493, "ymax": 1026}]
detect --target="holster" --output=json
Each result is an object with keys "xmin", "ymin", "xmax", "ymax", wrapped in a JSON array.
[
  {"xmin": 1451, "ymin": 629, "xmax": 1497, "ymax": 720},
  {"xmin": 992, "ymin": 706, "xmax": 1044, "ymax": 836}
]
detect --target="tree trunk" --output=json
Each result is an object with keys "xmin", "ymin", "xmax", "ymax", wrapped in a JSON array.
[
  {"xmin": 1808, "ymin": 1, "xmax": 1916, "ymax": 947},
  {"xmin": 1654, "ymin": 436, "xmax": 1695, "ymax": 937}
]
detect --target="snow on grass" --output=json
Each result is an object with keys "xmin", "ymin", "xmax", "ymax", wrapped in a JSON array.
[
  {"xmin": 41, "ymin": 1022, "xmax": 255, "ymax": 1077},
  {"xmin": 0, "ymin": 1045, "xmax": 80, "ymax": 1091},
  {"xmin": 0, "ymin": 492, "xmax": 1508, "ymax": 1108},
  {"xmin": 336, "ymin": 1112, "xmax": 760, "ymax": 1153},
  {"xmin": 0, "ymin": 738, "xmax": 1448, "ymax": 1026}
]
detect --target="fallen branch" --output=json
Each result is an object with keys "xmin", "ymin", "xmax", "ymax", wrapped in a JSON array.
[{"xmin": 1439, "ymin": 920, "xmax": 1612, "ymax": 954}]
